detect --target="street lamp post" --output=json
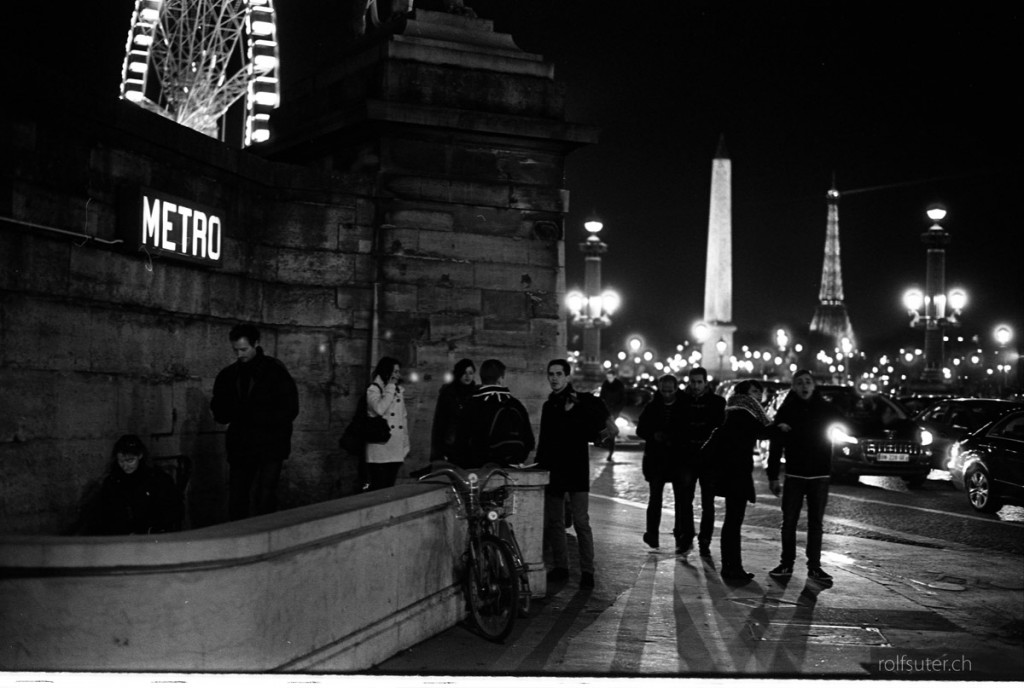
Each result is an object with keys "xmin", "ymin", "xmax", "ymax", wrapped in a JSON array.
[
  {"xmin": 566, "ymin": 218, "xmax": 619, "ymax": 380},
  {"xmin": 994, "ymin": 324, "xmax": 1014, "ymax": 397},
  {"xmin": 903, "ymin": 205, "xmax": 967, "ymax": 383}
]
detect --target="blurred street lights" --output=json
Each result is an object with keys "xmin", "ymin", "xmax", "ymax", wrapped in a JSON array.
[
  {"xmin": 902, "ymin": 204, "xmax": 967, "ymax": 382},
  {"xmin": 566, "ymin": 218, "xmax": 619, "ymax": 378}
]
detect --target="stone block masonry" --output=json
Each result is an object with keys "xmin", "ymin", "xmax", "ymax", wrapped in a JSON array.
[{"xmin": 0, "ymin": 6, "xmax": 597, "ymax": 534}]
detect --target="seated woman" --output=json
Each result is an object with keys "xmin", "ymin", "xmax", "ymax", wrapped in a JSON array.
[{"xmin": 83, "ymin": 434, "xmax": 180, "ymax": 535}]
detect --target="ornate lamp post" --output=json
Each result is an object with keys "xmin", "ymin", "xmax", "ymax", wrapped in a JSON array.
[
  {"xmin": 566, "ymin": 218, "xmax": 619, "ymax": 379},
  {"xmin": 902, "ymin": 205, "xmax": 967, "ymax": 382},
  {"xmin": 994, "ymin": 324, "xmax": 1014, "ymax": 396},
  {"xmin": 715, "ymin": 338, "xmax": 728, "ymax": 376}
]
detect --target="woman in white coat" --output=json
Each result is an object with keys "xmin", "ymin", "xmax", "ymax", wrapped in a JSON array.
[{"xmin": 365, "ymin": 356, "xmax": 410, "ymax": 490}]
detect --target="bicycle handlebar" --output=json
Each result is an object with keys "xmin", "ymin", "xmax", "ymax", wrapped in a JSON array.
[{"xmin": 418, "ymin": 463, "xmax": 513, "ymax": 492}]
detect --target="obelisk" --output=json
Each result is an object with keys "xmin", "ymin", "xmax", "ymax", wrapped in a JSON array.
[{"xmin": 701, "ymin": 135, "xmax": 736, "ymax": 379}]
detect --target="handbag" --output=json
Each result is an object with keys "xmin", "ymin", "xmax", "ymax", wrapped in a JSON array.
[{"xmin": 339, "ymin": 384, "xmax": 392, "ymax": 453}]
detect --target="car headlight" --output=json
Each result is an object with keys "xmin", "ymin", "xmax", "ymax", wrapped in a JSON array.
[
  {"xmin": 829, "ymin": 424, "xmax": 858, "ymax": 445},
  {"xmin": 920, "ymin": 429, "xmax": 933, "ymax": 446}
]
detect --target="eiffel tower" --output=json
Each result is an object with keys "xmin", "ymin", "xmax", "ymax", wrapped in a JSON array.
[{"xmin": 809, "ymin": 184, "xmax": 855, "ymax": 348}]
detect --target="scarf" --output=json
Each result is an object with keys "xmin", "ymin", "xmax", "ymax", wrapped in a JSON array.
[
  {"xmin": 728, "ymin": 393, "xmax": 770, "ymax": 426},
  {"xmin": 549, "ymin": 383, "xmax": 579, "ymax": 410}
]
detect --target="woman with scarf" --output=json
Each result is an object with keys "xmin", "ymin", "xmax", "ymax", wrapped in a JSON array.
[
  {"xmin": 429, "ymin": 358, "xmax": 478, "ymax": 464},
  {"xmin": 702, "ymin": 379, "xmax": 775, "ymax": 581}
]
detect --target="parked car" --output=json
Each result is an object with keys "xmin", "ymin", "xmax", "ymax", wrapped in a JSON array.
[
  {"xmin": 948, "ymin": 410, "xmax": 1024, "ymax": 512},
  {"xmin": 766, "ymin": 385, "xmax": 933, "ymax": 486},
  {"xmin": 896, "ymin": 392, "xmax": 955, "ymax": 416},
  {"xmin": 914, "ymin": 398, "xmax": 1024, "ymax": 470}
]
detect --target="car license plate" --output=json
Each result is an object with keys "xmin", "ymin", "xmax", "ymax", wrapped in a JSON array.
[{"xmin": 878, "ymin": 453, "xmax": 909, "ymax": 462}]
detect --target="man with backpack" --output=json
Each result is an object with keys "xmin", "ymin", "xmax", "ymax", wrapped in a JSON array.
[{"xmin": 456, "ymin": 359, "xmax": 535, "ymax": 469}]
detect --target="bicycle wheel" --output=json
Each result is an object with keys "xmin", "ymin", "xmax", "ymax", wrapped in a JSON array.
[
  {"xmin": 465, "ymin": 534, "xmax": 519, "ymax": 643},
  {"xmin": 497, "ymin": 520, "xmax": 532, "ymax": 617}
]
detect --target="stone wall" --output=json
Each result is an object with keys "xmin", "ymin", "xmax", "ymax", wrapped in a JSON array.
[
  {"xmin": 0, "ymin": 8, "xmax": 595, "ymax": 534},
  {"xmin": 0, "ymin": 472, "xmax": 547, "ymax": 672}
]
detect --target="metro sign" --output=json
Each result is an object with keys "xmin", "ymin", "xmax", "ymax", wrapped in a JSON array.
[{"xmin": 123, "ymin": 187, "xmax": 225, "ymax": 267}]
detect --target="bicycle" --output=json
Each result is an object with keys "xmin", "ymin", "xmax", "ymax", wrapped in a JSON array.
[{"xmin": 419, "ymin": 463, "xmax": 532, "ymax": 643}]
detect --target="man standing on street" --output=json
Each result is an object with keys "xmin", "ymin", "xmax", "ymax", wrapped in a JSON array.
[
  {"xmin": 766, "ymin": 369, "xmax": 843, "ymax": 583},
  {"xmin": 679, "ymin": 366, "xmax": 726, "ymax": 554},
  {"xmin": 211, "ymin": 323, "xmax": 299, "ymax": 520},
  {"xmin": 536, "ymin": 359, "xmax": 611, "ymax": 590},
  {"xmin": 457, "ymin": 359, "xmax": 534, "ymax": 468},
  {"xmin": 636, "ymin": 374, "xmax": 690, "ymax": 550}
]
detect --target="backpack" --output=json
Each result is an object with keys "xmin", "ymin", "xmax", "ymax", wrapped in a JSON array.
[{"xmin": 485, "ymin": 402, "xmax": 529, "ymax": 464}]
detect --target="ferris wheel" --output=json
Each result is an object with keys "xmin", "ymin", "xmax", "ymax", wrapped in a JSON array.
[{"xmin": 119, "ymin": 0, "xmax": 281, "ymax": 146}]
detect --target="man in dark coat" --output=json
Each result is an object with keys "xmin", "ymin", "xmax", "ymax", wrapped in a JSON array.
[
  {"xmin": 679, "ymin": 367, "xmax": 726, "ymax": 554},
  {"xmin": 766, "ymin": 369, "xmax": 844, "ymax": 583},
  {"xmin": 536, "ymin": 359, "xmax": 610, "ymax": 590},
  {"xmin": 457, "ymin": 358, "xmax": 534, "ymax": 468},
  {"xmin": 636, "ymin": 374, "xmax": 690, "ymax": 550},
  {"xmin": 211, "ymin": 323, "xmax": 299, "ymax": 520}
]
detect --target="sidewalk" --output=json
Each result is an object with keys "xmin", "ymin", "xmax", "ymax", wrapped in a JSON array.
[{"xmin": 374, "ymin": 492, "xmax": 1024, "ymax": 679}]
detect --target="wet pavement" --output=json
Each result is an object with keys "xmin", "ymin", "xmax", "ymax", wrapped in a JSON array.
[{"xmin": 373, "ymin": 449, "xmax": 1024, "ymax": 680}]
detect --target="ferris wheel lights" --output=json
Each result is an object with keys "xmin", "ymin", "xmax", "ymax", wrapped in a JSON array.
[
  {"xmin": 250, "ymin": 21, "xmax": 275, "ymax": 36},
  {"xmin": 253, "ymin": 92, "xmax": 279, "ymax": 107},
  {"xmin": 252, "ymin": 40, "xmax": 278, "ymax": 71},
  {"xmin": 123, "ymin": 0, "xmax": 279, "ymax": 146},
  {"xmin": 253, "ymin": 55, "xmax": 278, "ymax": 71}
]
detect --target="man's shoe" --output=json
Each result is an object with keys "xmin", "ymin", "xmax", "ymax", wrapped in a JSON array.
[
  {"xmin": 807, "ymin": 566, "xmax": 833, "ymax": 582},
  {"xmin": 580, "ymin": 572, "xmax": 595, "ymax": 589},
  {"xmin": 675, "ymin": 536, "xmax": 693, "ymax": 553},
  {"xmin": 642, "ymin": 532, "xmax": 659, "ymax": 549},
  {"xmin": 698, "ymin": 542, "xmax": 712, "ymax": 558},
  {"xmin": 769, "ymin": 564, "xmax": 793, "ymax": 579},
  {"xmin": 721, "ymin": 567, "xmax": 755, "ymax": 581},
  {"xmin": 547, "ymin": 567, "xmax": 569, "ymax": 582}
]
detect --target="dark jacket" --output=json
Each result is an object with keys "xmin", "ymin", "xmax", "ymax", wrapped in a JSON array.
[
  {"xmin": 211, "ymin": 348, "xmax": 299, "ymax": 464},
  {"xmin": 535, "ymin": 385, "xmax": 609, "ymax": 493},
  {"xmin": 707, "ymin": 405, "xmax": 775, "ymax": 503},
  {"xmin": 682, "ymin": 389, "xmax": 726, "ymax": 460},
  {"xmin": 766, "ymin": 391, "xmax": 843, "ymax": 480},
  {"xmin": 85, "ymin": 464, "xmax": 179, "ymax": 535},
  {"xmin": 636, "ymin": 394, "xmax": 690, "ymax": 483},
  {"xmin": 430, "ymin": 379, "xmax": 479, "ymax": 463},
  {"xmin": 458, "ymin": 384, "xmax": 535, "ymax": 468},
  {"xmin": 599, "ymin": 377, "xmax": 627, "ymax": 417}
]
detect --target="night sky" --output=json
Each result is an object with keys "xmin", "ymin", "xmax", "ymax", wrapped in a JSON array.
[{"xmin": 12, "ymin": 1, "xmax": 1022, "ymax": 359}]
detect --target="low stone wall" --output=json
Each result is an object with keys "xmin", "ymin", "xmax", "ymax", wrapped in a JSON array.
[{"xmin": 0, "ymin": 469, "xmax": 548, "ymax": 673}]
